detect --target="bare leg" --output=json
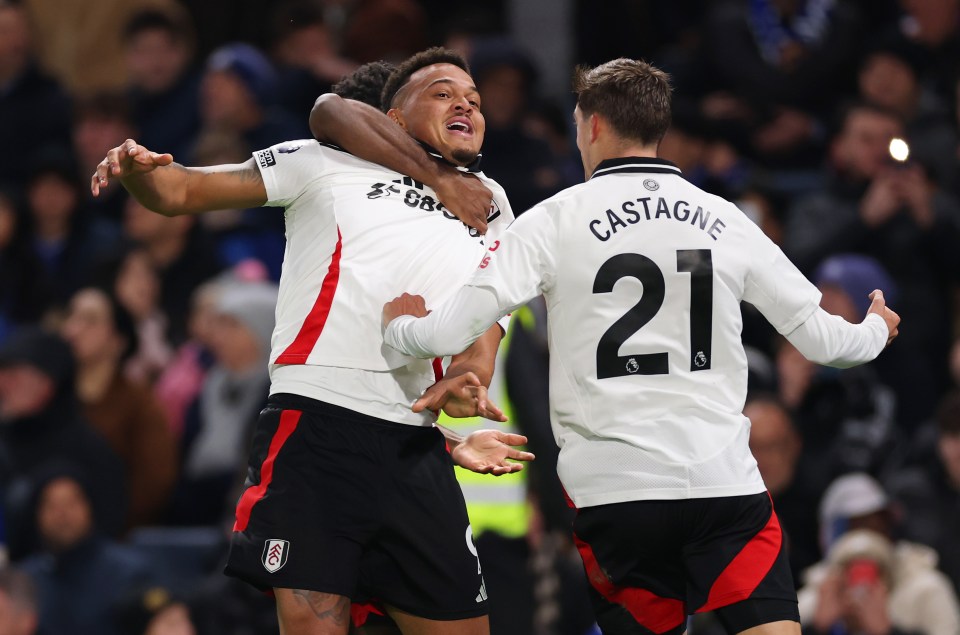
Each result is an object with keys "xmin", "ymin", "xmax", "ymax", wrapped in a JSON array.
[
  {"xmin": 276, "ymin": 588, "xmax": 352, "ymax": 635},
  {"xmin": 384, "ymin": 605, "xmax": 489, "ymax": 635},
  {"xmin": 737, "ymin": 620, "xmax": 802, "ymax": 635}
]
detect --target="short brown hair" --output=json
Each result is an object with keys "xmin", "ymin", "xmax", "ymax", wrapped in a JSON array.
[
  {"xmin": 573, "ymin": 58, "xmax": 672, "ymax": 146},
  {"xmin": 380, "ymin": 47, "xmax": 470, "ymax": 112}
]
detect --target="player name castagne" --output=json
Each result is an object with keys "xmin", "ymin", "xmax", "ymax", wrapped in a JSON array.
[{"xmin": 589, "ymin": 195, "xmax": 727, "ymax": 242}]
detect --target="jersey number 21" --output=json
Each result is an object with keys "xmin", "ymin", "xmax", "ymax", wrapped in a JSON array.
[{"xmin": 593, "ymin": 249, "xmax": 713, "ymax": 379}]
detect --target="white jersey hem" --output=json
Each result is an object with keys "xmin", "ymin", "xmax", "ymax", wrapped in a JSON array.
[{"xmin": 570, "ymin": 481, "xmax": 767, "ymax": 508}]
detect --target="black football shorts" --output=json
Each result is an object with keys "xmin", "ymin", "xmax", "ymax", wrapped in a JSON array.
[
  {"xmin": 572, "ymin": 492, "xmax": 799, "ymax": 635},
  {"xmin": 224, "ymin": 393, "xmax": 488, "ymax": 621}
]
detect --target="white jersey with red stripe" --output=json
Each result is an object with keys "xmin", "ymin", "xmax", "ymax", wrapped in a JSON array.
[{"xmin": 257, "ymin": 139, "xmax": 513, "ymax": 425}]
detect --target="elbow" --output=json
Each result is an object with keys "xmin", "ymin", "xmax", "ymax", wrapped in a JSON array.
[{"xmin": 310, "ymin": 93, "xmax": 344, "ymax": 142}]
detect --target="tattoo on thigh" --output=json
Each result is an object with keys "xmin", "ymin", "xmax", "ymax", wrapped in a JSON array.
[{"xmin": 292, "ymin": 590, "xmax": 351, "ymax": 625}]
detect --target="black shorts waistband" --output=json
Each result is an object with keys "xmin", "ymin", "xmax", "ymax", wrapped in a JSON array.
[{"xmin": 267, "ymin": 392, "xmax": 434, "ymax": 432}]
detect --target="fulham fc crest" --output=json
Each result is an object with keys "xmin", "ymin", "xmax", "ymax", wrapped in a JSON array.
[{"xmin": 262, "ymin": 539, "xmax": 290, "ymax": 573}]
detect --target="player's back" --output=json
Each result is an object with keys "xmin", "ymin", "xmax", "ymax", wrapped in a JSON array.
[{"xmin": 536, "ymin": 159, "xmax": 818, "ymax": 505}]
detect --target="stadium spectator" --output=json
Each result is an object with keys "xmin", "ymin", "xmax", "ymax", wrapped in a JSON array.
[
  {"xmin": 878, "ymin": 0, "xmax": 960, "ymax": 105},
  {"xmin": 699, "ymin": 0, "xmax": 864, "ymax": 168},
  {"xmin": 72, "ymin": 93, "xmax": 136, "ymax": 226},
  {"xmin": 784, "ymin": 102, "xmax": 960, "ymax": 425},
  {"xmin": 19, "ymin": 463, "xmax": 155, "ymax": 635},
  {"xmin": 886, "ymin": 391, "xmax": 960, "ymax": 594},
  {"xmin": 114, "ymin": 585, "xmax": 197, "ymax": 635},
  {"xmin": 21, "ymin": 0, "xmax": 169, "ymax": 95},
  {"xmin": 799, "ymin": 528, "xmax": 960, "ymax": 635},
  {"xmin": 168, "ymin": 280, "xmax": 276, "ymax": 526},
  {"xmin": 110, "ymin": 247, "xmax": 175, "ymax": 384},
  {"xmin": 122, "ymin": 197, "xmax": 223, "ymax": 346},
  {"xmin": 467, "ymin": 36, "xmax": 563, "ymax": 215},
  {"xmin": 340, "ymin": 0, "xmax": 429, "ymax": 64},
  {"xmin": 798, "ymin": 477, "xmax": 960, "ymax": 635},
  {"xmin": 0, "ymin": 187, "xmax": 45, "ymax": 336},
  {"xmin": 197, "ymin": 43, "xmax": 309, "ymax": 159},
  {"xmin": 269, "ymin": 1, "xmax": 357, "ymax": 119},
  {"xmin": 60, "ymin": 287, "xmax": 177, "ymax": 529},
  {"xmin": 0, "ymin": 327, "xmax": 126, "ymax": 554},
  {"xmin": 856, "ymin": 39, "xmax": 958, "ymax": 189},
  {"xmin": 152, "ymin": 280, "xmax": 220, "ymax": 439},
  {"xmin": 0, "ymin": 1, "xmax": 72, "ymax": 191},
  {"xmin": 123, "ymin": 6, "xmax": 202, "ymax": 161},
  {"xmin": 22, "ymin": 149, "xmax": 121, "ymax": 319}
]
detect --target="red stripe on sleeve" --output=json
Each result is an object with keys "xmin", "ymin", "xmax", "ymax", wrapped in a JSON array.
[
  {"xmin": 275, "ymin": 228, "xmax": 343, "ymax": 364},
  {"xmin": 232, "ymin": 409, "xmax": 302, "ymax": 532},
  {"xmin": 574, "ymin": 534, "xmax": 685, "ymax": 634},
  {"xmin": 698, "ymin": 500, "xmax": 783, "ymax": 612}
]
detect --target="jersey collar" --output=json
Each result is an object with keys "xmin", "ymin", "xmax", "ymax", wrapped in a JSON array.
[
  {"xmin": 590, "ymin": 157, "xmax": 683, "ymax": 180},
  {"xmin": 418, "ymin": 141, "xmax": 483, "ymax": 173}
]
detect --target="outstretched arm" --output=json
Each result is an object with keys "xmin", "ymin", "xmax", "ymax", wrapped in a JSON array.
[
  {"xmin": 91, "ymin": 139, "xmax": 267, "ymax": 216},
  {"xmin": 310, "ymin": 94, "xmax": 492, "ymax": 233},
  {"xmin": 785, "ymin": 290, "xmax": 899, "ymax": 367},
  {"xmin": 383, "ymin": 287, "xmax": 503, "ymax": 359}
]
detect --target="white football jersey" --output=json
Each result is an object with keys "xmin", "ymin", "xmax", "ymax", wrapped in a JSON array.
[
  {"xmin": 256, "ymin": 140, "xmax": 513, "ymax": 424},
  {"xmin": 467, "ymin": 158, "xmax": 821, "ymax": 505}
]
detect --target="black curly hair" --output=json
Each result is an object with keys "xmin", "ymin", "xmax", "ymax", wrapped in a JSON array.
[
  {"xmin": 379, "ymin": 47, "xmax": 470, "ymax": 113},
  {"xmin": 332, "ymin": 61, "xmax": 396, "ymax": 109}
]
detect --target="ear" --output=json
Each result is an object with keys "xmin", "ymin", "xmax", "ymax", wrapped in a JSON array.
[
  {"xmin": 590, "ymin": 113, "xmax": 601, "ymax": 143},
  {"xmin": 387, "ymin": 108, "xmax": 407, "ymax": 130}
]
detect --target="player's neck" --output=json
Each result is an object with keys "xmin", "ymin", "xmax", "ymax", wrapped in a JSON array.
[{"xmin": 585, "ymin": 139, "xmax": 657, "ymax": 176}]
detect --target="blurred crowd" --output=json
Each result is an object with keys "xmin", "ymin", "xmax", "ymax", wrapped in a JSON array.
[{"xmin": 0, "ymin": 0, "xmax": 959, "ymax": 633}]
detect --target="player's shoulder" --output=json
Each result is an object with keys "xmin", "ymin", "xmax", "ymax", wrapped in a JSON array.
[
  {"xmin": 672, "ymin": 176, "xmax": 742, "ymax": 213},
  {"xmin": 256, "ymin": 139, "xmax": 387, "ymax": 170},
  {"xmin": 525, "ymin": 180, "xmax": 592, "ymax": 217}
]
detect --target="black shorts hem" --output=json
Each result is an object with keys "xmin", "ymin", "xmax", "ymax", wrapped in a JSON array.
[
  {"xmin": 223, "ymin": 564, "xmax": 354, "ymax": 598},
  {"xmin": 713, "ymin": 598, "xmax": 799, "ymax": 634},
  {"xmin": 382, "ymin": 599, "xmax": 489, "ymax": 622}
]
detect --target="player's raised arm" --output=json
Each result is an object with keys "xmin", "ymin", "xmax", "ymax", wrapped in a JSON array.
[
  {"xmin": 91, "ymin": 139, "xmax": 268, "ymax": 216},
  {"xmin": 310, "ymin": 94, "xmax": 492, "ymax": 233}
]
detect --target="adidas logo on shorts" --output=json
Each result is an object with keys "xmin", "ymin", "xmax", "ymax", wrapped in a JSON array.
[{"xmin": 475, "ymin": 578, "xmax": 488, "ymax": 603}]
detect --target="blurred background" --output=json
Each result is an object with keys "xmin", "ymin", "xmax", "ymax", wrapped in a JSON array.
[{"xmin": 1, "ymin": 0, "xmax": 960, "ymax": 634}]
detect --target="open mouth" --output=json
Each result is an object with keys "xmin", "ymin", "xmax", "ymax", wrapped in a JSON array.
[{"xmin": 445, "ymin": 117, "xmax": 473, "ymax": 136}]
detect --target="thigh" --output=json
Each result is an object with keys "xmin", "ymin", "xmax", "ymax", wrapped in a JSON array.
[
  {"xmin": 276, "ymin": 588, "xmax": 351, "ymax": 635},
  {"xmin": 683, "ymin": 493, "xmax": 798, "ymax": 621},
  {"xmin": 225, "ymin": 396, "xmax": 383, "ymax": 596},
  {"xmin": 385, "ymin": 606, "xmax": 488, "ymax": 635},
  {"xmin": 572, "ymin": 501, "xmax": 688, "ymax": 635},
  {"xmin": 358, "ymin": 425, "xmax": 488, "ymax": 622}
]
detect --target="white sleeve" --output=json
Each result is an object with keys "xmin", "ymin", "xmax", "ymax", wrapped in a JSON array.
[
  {"xmin": 741, "ymin": 221, "xmax": 822, "ymax": 334},
  {"xmin": 253, "ymin": 140, "xmax": 333, "ymax": 207},
  {"xmin": 784, "ymin": 308, "xmax": 888, "ymax": 368},
  {"xmin": 384, "ymin": 206, "xmax": 556, "ymax": 357},
  {"xmin": 384, "ymin": 286, "xmax": 503, "ymax": 358}
]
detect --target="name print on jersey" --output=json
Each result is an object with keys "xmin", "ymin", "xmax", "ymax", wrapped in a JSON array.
[
  {"xmin": 589, "ymin": 196, "xmax": 727, "ymax": 243},
  {"xmin": 365, "ymin": 176, "xmax": 500, "ymax": 240}
]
